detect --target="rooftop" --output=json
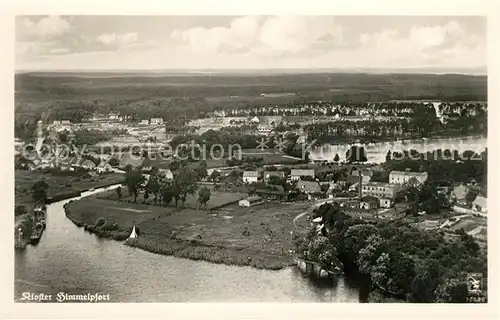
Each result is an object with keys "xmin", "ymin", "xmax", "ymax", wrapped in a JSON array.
[
  {"xmin": 243, "ymin": 171, "xmax": 259, "ymax": 177},
  {"xmin": 390, "ymin": 171, "xmax": 428, "ymax": 177},
  {"xmin": 291, "ymin": 169, "xmax": 315, "ymax": 176}
]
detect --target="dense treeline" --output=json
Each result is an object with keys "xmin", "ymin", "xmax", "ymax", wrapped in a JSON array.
[{"xmin": 295, "ymin": 203, "xmax": 487, "ymax": 302}]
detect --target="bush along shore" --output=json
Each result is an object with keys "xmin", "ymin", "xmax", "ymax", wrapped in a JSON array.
[
  {"xmin": 64, "ymin": 203, "xmax": 130, "ymax": 241},
  {"xmin": 124, "ymin": 234, "xmax": 292, "ymax": 270},
  {"xmin": 64, "ymin": 203, "xmax": 293, "ymax": 270}
]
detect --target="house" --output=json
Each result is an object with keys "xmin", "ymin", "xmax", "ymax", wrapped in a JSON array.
[
  {"xmin": 290, "ymin": 169, "xmax": 315, "ymax": 181},
  {"xmin": 263, "ymin": 171, "xmax": 285, "ymax": 183},
  {"xmin": 97, "ymin": 162, "xmax": 112, "ymax": 173},
  {"xmin": 139, "ymin": 120, "xmax": 149, "ymax": 125},
  {"xmin": 362, "ymin": 182, "xmax": 401, "ymax": 200},
  {"xmin": 379, "ymin": 198, "xmax": 393, "ymax": 208},
  {"xmin": 119, "ymin": 153, "xmax": 144, "ymax": 169},
  {"xmin": 296, "ymin": 180, "xmax": 322, "ymax": 200},
  {"xmin": 389, "ymin": 170, "xmax": 428, "ymax": 185},
  {"xmin": 254, "ymin": 188, "xmax": 289, "ymax": 201},
  {"xmin": 472, "ymin": 196, "xmax": 487, "ymax": 214},
  {"xmin": 150, "ymin": 118, "xmax": 164, "ymax": 125},
  {"xmin": 157, "ymin": 168, "xmax": 174, "ymax": 180},
  {"xmin": 80, "ymin": 159, "xmax": 97, "ymax": 171},
  {"xmin": 452, "ymin": 184, "xmax": 471, "ymax": 205},
  {"xmin": 243, "ymin": 171, "xmax": 259, "ymax": 183},
  {"xmin": 52, "ymin": 120, "xmax": 61, "ymax": 125},
  {"xmin": 239, "ymin": 195, "xmax": 264, "ymax": 207},
  {"xmin": 61, "ymin": 120, "xmax": 71, "ymax": 125},
  {"xmin": 360, "ymin": 196, "xmax": 379, "ymax": 210},
  {"xmin": 351, "ymin": 168, "xmax": 373, "ymax": 183},
  {"xmin": 250, "ymin": 116, "xmax": 260, "ymax": 124}
]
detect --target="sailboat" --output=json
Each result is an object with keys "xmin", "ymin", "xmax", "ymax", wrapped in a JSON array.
[{"xmin": 129, "ymin": 225, "xmax": 138, "ymax": 239}]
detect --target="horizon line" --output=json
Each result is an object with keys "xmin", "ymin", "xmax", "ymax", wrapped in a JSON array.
[{"xmin": 15, "ymin": 66, "xmax": 487, "ymax": 76}]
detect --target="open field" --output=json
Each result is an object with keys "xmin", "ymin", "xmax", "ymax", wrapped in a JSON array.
[
  {"xmin": 15, "ymin": 170, "xmax": 125, "ymax": 207},
  {"xmin": 65, "ymin": 195, "xmax": 314, "ymax": 269}
]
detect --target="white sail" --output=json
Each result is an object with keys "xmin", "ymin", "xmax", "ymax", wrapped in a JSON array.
[{"xmin": 128, "ymin": 225, "xmax": 138, "ymax": 239}]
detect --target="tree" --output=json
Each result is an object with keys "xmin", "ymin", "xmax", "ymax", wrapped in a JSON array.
[
  {"xmin": 357, "ymin": 234, "xmax": 387, "ymax": 275},
  {"xmin": 173, "ymin": 167, "xmax": 198, "ymax": 206},
  {"xmin": 343, "ymin": 224, "xmax": 378, "ymax": 263},
  {"xmin": 196, "ymin": 160, "xmax": 208, "ymax": 180},
  {"xmin": 410, "ymin": 259, "xmax": 440, "ymax": 302},
  {"xmin": 31, "ymin": 180, "xmax": 49, "ymax": 203},
  {"xmin": 333, "ymin": 153, "xmax": 340, "ymax": 163},
  {"xmin": 116, "ymin": 186, "xmax": 122, "ymax": 199},
  {"xmin": 197, "ymin": 187, "xmax": 211, "ymax": 209},
  {"xmin": 209, "ymin": 170, "xmax": 221, "ymax": 182},
  {"xmin": 108, "ymin": 157, "xmax": 119, "ymax": 167},
  {"xmin": 125, "ymin": 168, "xmax": 145, "ymax": 203},
  {"xmin": 161, "ymin": 185, "xmax": 174, "ymax": 206},
  {"xmin": 386, "ymin": 150, "xmax": 392, "ymax": 162},
  {"xmin": 146, "ymin": 176, "xmax": 161, "ymax": 205},
  {"xmin": 15, "ymin": 205, "xmax": 27, "ymax": 216},
  {"xmin": 435, "ymin": 276, "xmax": 469, "ymax": 303}
]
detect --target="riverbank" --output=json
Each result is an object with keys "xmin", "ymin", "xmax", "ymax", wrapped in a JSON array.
[{"xmin": 64, "ymin": 196, "xmax": 313, "ymax": 270}]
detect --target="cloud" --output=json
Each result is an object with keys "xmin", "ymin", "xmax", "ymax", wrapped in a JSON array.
[
  {"xmin": 356, "ymin": 20, "xmax": 485, "ymax": 67},
  {"xmin": 17, "ymin": 16, "xmax": 71, "ymax": 40},
  {"xmin": 171, "ymin": 16, "xmax": 345, "ymax": 57},
  {"xmin": 97, "ymin": 32, "xmax": 139, "ymax": 46}
]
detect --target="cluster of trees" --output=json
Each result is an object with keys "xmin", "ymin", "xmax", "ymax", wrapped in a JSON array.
[
  {"xmin": 122, "ymin": 161, "xmax": 211, "ymax": 209},
  {"xmin": 295, "ymin": 203, "xmax": 487, "ymax": 302},
  {"xmin": 304, "ymin": 119, "xmax": 415, "ymax": 142}
]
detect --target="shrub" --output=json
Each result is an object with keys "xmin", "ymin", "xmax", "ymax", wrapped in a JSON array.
[
  {"xmin": 95, "ymin": 217, "xmax": 106, "ymax": 226},
  {"xmin": 101, "ymin": 221, "xmax": 118, "ymax": 231}
]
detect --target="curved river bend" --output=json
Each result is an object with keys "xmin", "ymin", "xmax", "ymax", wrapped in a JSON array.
[{"xmin": 15, "ymin": 187, "xmax": 363, "ymax": 302}]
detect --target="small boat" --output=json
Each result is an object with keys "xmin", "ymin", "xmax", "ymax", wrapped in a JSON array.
[
  {"xmin": 89, "ymin": 188, "xmax": 95, "ymax": 192},
  {"xmin": 30, "ymin": 222, "xmax": 44, "ymax": 244},
  {"xmin": 128, "ymin": 225, "xmax": 138, "ymax": 239}
]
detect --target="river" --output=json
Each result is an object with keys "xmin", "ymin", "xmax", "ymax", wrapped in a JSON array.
[
  {"xmin": 15, "ymin": 187, "xmax": 364, "ymax": 302},
  {"xmin": 310, "ymin": 135, "xmax": 487, "ymax": 163}
]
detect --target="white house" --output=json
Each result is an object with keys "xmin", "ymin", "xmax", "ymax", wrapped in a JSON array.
[
  {"xmin": 472, "ymin": 196, "xmax": 487, "ymax": 215},
  {"xmin": 389, "ymin": 170, "xmax": 428, "ymax": 185},
  {"xmin": 243, "ymin": 171, "xmax": 259, "ymax": 183},
  {"xmin": 290, "ymin": 169, "xmax": 315, "ymax": 181},
  {"xmin": 238, "ymin": 195, "xmax": 264, "ymax": 207},
  {"xmin": 150, "ymin": 118, "xmax": 164, "ymax": 125}
]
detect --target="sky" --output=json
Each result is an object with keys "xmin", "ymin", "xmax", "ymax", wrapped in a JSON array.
[{"xmin": 15, "ymin": 15, "xmax": 487, "ymax": 71}]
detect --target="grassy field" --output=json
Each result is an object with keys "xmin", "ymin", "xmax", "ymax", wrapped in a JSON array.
[
  {"xmin": 15, "ymin": 170, "xmax": 125, "ymax": 207},
  {"xmin": 65, "ymin": 193, "xmax": 313, "ymax": 269}
]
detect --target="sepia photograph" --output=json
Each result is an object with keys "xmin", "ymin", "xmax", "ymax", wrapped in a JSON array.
[{"xmin": 12, "ymin": 13, "xmax": 488, "ymax": 305}]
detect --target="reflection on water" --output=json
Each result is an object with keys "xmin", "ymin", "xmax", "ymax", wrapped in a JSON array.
[
  {"xmin": 15, "ymin": 189, "xmax": 363, "ymax": 302},
  {"xmin": 310, "ymin": 136, "xmax": 486, "ymax": 163}
]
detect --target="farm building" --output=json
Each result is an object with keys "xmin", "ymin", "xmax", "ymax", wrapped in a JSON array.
[
  {"xmin": 239, "ymin": 195, "xmax": 264, "ymax": 207},
  {"xmin": 243, "ymin": 171, "xmax": 259, "ymax": 183},
  {"xmin": 359, "ymin": 196, "xmax": 379, "ymax": 210},
  {"xmin": 290, "ymin": 169, "xmax": 315, "ymax": 181},
  {"xmin": 389, "ymin": 170, "xmax": 428, "ymax": 185}
]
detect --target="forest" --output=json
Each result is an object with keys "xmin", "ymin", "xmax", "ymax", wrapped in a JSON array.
[{"xmin": 295, "ymin": 202, "xmax": 487, "ymax": 302}]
